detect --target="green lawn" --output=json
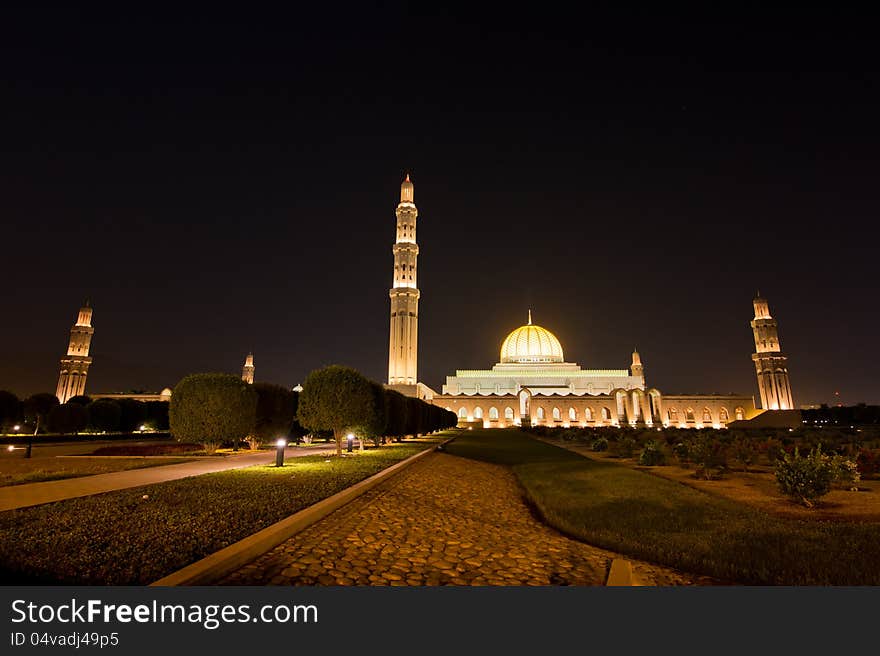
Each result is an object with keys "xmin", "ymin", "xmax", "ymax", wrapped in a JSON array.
[
  {"xmin": 0, "ymin": 438, "xmax": 444, "ymax": 585},
  {"xmin": 445, "ymin": 429, "xmax": 880, "ymax": 585},
  {"xmin": 0, "ymin": 457, "xmax": 194, "ymax": 487}
]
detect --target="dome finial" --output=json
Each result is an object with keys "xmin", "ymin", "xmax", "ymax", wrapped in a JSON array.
[{"xmin": 527, "ymin": 309, "xmax": 532, "ymax": 325}]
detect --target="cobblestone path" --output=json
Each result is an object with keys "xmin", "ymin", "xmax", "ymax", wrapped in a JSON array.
[{"xmin": 221, "ymin": 453, "xmax": 704, "ymax": 586}]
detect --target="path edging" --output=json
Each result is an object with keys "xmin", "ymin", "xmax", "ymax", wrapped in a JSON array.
[
  {"xmin": 150, "ymin": 438, "xmax": 452, "ymax": 586},
  {"xmin": 606, "ymin": 558, "xmax": 639, "ymax": 586}
]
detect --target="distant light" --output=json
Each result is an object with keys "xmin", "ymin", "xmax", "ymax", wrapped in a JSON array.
[
  {"xmin": 7, "ymin": 445, "xmax": 14, "ymax": 452},
  {"xmin": 13, "ymin": 425, "xmax": 20, "ymax": 431},
  {"xmin": 139, "ymin": 425, "xmax": 147, "ymax": 431}
]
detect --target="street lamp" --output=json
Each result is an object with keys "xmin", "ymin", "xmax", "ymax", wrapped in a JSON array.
[
  {"xmin": 275, "ymin": 438, "xmax": 287, "ymax": 467},
  {"xmin": 346, "ymin": 433, "xmax": 354, "ymax": 453}
]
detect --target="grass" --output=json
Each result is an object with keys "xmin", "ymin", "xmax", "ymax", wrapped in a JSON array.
[
  {"xmin": 0, "ymin": 457, "xmax": 194, "ymax": 487},
  {"xmin": 445, "ymin": 429, "xmax": 880, "ymax": 585},
  {"xmin": 0, "ymin": 437, "xmax": 444, "ymax": 584}
]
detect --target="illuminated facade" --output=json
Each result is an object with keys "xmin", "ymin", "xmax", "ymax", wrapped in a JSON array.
[
  {"xmin": 433, "ymin": 312, "xmax": 759, "ymax": 429},
  {"xmin": 242, "ymin": 352, "xmax": 255, "ymax": 384},
  {"xmin": 750, "ymin": 294, "xmax": 794, "ymax": 410},
  {"xmin": 56, "ymin": 302, "xmax": 94, "ymax": 403}
]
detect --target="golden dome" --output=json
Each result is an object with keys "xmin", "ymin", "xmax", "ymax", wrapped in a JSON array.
[{"xmin": 500, "ymin": 312, "xmax": 564, "ymax": 364}]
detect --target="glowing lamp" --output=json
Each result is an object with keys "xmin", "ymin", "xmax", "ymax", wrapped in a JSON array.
[
  {"xmin": 274, "ymin": 438, "xmax": 287, "ymax": 467},
  {"xmin": 7, "ymin": 445, "xmax": 14, "ymax": 452},
  {"xmin": 13, "ymin": 425, "xmax": 20, "ymax": 431}
]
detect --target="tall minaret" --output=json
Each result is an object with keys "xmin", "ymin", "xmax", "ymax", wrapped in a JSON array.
[
  {"xmin": 241, "ymin": 353, "xmax": 255, "ymax": 384},
  {"xmin": 750, "ymin": 293, "xmax": 794, "ymax": 410},
  {"xmin": 56, "ymin": 301, "xmax": 94, "ymax": 403},
  {"xmin": 631, "ymin": 348, "xmax": 645, "ymax": 384},
  {"xmin": 387, "ymin": 174, "xmax": 420, "ymax": 385}
]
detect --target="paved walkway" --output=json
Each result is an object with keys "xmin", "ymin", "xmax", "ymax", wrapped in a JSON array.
[
  {"xmin": 221, "ymin": 453, "xmax": 705, "ymax": 586},
  {"xmin": 0, "ymin": 445, "xmax": 334, "ymax": 512}
]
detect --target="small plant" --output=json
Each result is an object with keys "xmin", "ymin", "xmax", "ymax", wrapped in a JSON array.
[
  {"xmin": 638, "ymin": 440, "xmax": 666, "ymax": 466},
  {"xmin": 672, "ymin": 441, "xmax": 689, "ymax": 464},
  {"xmin": 610, "ymin": 435, "xmax": 637, "ymax": 458},
  {"xmin": 731, "ymin": 436, "xmax": 757, "ymax": 472},
  {"xmin": 687, "ymin": 435, "xmax": 728, "ymax": 480},
  {"xmin": 775, "ymin": 445, "xmax": 835, "ymax": 507},
  {"xmin": 857, "ymin": 449, "xmax": 880, "ymax": 478},
  {"xmin": 829, "ymin": 454, "xmax": 861, "ymax": 491},
  {"xmin": 301, "ymin": 434, "xmax": 314, "ymax": 445},
  {"xmin": 591, "ymin": 437, "xmax": 609, "ymax": 452}
]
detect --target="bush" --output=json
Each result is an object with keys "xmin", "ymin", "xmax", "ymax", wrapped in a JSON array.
[
  {"xmin": 638, "ymin": 440, "xmax": 666, "ymax": 466},
  {"xmin": 87, "ymin": 399, "xmax": 121, "ymax": 432},
  {"xmin": 672, "ymin": 441, "xmax": 690, "ymax": 464},
  {"xmin": 857, "ymin": 449, "xmax": 880, "ymax": 478},
  {"xmin": 47, "ymin": 403, "xmax": 89, "ymax": 434},
  {"xmin": 829, "ymin": 455, "xmax": 861, "ymax": 491},
  {"xmin": 730, "ymin": 436, "xmax": 757, "ymax": 471},
  {"xmin": 591, "ymin": 437, "xmax": 608, "ymax": 452},
  {"xmin": 775, "ymin": 446, "xmax": 835, "ymax": 507},
  {"xmin": 249, "ymin": 383, "xmax": 300, "ymax": 450},
  {"xmin": 610, "ymin": 435, "xmax": 637, "ymax": 458},
  {"xmin": 688, "ymin": 435, "xmax": 728, "ymax": 480},
  {"xmin": 170, "ymin": 374, "xmax": 258, "ymax": 453}
]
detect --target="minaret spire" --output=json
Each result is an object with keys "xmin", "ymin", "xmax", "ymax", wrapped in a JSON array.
[
  {"xmin": 242, "ymin": 352, "xmax": 255, "ymax": 384},
  {"xmin": 388, "ymin": 173, "xmax": 420, "ymax": 386},
  {"xmin": 527, "ymin": 309, "xmax": 532, "ymax": 325},
  {"xmin": 56, "ymin": 302, "xmax": 95, "ymax": 402},
  {"xmin": 750, "ymin": 295, "xmax": 794, "ymax": 410}
]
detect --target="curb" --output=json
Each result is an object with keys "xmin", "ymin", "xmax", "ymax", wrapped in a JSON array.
[
  {"xmin": 150, "ymin": 438, "xmax": 453, "ymax": 586},
  {"xmin": 606, "ymin": 558, "xmax": 640, "ymax": 586}
]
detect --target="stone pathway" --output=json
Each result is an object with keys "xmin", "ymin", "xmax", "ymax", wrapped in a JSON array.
[
  {"xmin": 221, "ymin": 452, "xmax": 706, "ymax": 586},
  {"xmin": 0, "ymin": 445, "xmax": 334, "ymax": 512}
]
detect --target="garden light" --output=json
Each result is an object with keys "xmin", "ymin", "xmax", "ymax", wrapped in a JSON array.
[
  {"xmin": 13, "ymin": 425, "xmax": 20, "ymax": 431},
  {"xmin": 275, "ymin": 438, "xmax": 287, "ymax": 467},
  {"xmin": 7, "ymin": 445, "xmax": 14, "ymax": 452},
  {"xmin": 140, "ymin": 425, "xmax": 147, "ymax": 431},
  {"xmin": 346, "ymin": 433, "xmax": 354, "ymax": 453}
]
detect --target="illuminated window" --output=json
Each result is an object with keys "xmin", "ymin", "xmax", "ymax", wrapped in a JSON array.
[
  {"xmin": 719, "ymin": 407, "xmax": 730, "ymax": 422},
  {"xmin": 584, "ymin": 407, "xmax": 593, "ymax": 421},
  {"xmin": 668, "ymin": 408, "xmax": 678, "ymax": 422},
  {"xmin": 686, "ymin": 408, "xmax": 695, "ymax": 422},
  {"xmin": 458, "ymin": 407, "xmax": 467, "ymax": 418},
  {"xmin": 702, "ymin": 408, "xmax": 712, "ymax": 423},
  {"xmin": 489, "ymin": 407, "xmax": 499, "ymax": 420},
  {"xmin": 735, "ymin": 406, "xmax": 745, "ymax": 421},
  {"xmin": 552, "ymin": 407, "xmax": 561, "ymax": 421},
  {"xmin": 474, "ymin": 407, "xmax": 483, "ymax": 419},
  {"xmin": 536, "ymin": 407, "xmax": 545, "ymax": 420},
  {"xmin": 504, "ymin": 407, "xmax": 514, "ymax": 419},
  {"xmin": 569, "ymin": 407, "xmax": 577, "ymax": 420}
]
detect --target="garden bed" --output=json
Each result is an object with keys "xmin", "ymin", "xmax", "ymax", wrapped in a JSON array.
[
  {"xmin": 445, "ymin": 429, "xmax": 880, "ymax": 585},
  {"xmin": 0, "ymin": 438, "xmax": 443, "ymax": 584}
]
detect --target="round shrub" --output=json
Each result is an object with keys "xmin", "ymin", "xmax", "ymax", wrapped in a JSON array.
[
  {"xmin": 87, "ymin": 399, "xmax": 121, "ymax": 432},
  {"xmin": 638, "ymin": 440, "xmax": 666, "ymax": 466},
  {"xmin": 611, "ymin": 435, "xmax": 637, "ymax": 458},
  {"xmin": 170, "ymin": 373, "xmax": 258, "ymax": 453},
  {"xmin": 591, "ymin": 436, "xmax": 608, "ymax": 452}
]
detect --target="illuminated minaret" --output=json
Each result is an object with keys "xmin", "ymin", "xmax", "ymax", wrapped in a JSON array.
[
  {"xmin": 750, "ymin": 293, "xmax": 794, "ymax": 410},
  {"xmin": 241, "ymin": 353, "xmax": 255, "ymax": 384},
  {"xmin": 56, "ymin": 302, "xmax": 94, "ymax": 403},
  {"xmin": 387, "ymin": 174, "xmax": 420, "ymax": 385},
  {"xmin": 630, "ymin": 348, "xmax": 644, "ymax": 384}
]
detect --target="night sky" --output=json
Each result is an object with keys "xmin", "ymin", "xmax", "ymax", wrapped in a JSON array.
[{"xmin": 1, "ymin": 6, "xmax": 877, "ymax": 405}]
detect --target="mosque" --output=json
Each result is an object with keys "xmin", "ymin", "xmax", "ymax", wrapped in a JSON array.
[{"xmin": 384, "ymin": 175, "xmax": 793, "ymax": 429}]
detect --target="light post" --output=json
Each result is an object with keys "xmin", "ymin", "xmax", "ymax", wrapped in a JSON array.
[
  {"xmin": 346, "ymin": 433, "xmax": 354, "ymax": 453},
  {"xmin": 275, "ymin": 438, "xmax": 287, "ymax": 467}
]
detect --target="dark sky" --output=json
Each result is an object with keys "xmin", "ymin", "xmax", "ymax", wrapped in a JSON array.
[{"xmin": 1, "ymin": 6, "xmax": 877, "ymax": 405}]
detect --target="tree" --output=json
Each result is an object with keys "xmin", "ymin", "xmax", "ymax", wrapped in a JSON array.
[
  {"xmin": 169, "ymin": 373, "xmax": 257, "ymax": 453},
  {"xmin": 47, "ymin": 403, "xmax": 89, "ymax": 434},
  {"xmin": 296, "ymin": 365, "xmax": 375, "ymax": 456},
  {"xmin": 358, "ymin": 381, "xmax": 389, "ymax": 449},
  {"xmin": 145, "ymin": 401, "xmax": 170, "ymax": 430},
  {"xmin": 250, "ymin": 383, "xmax": 300, "ymax": 449},
  {"xmin": 117, "ymin": 399, "xmax": 148, "ymax": 432},
  {"xmin": 66, "ymin": 395, "xmax": 92, "ymax": 406},
  {"xmin": 87, "ymin": 399, "xmax": 122, "ymax": 432},
  {"xmin": 0, "ymin": 390, "xmax": 21, "ymax": 432},
  {"xmin": 23, "ymin": 393, "xmax": 59, "ymax": 436}
]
